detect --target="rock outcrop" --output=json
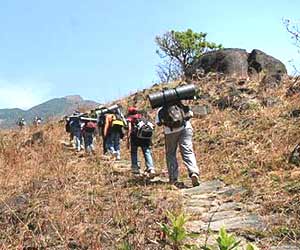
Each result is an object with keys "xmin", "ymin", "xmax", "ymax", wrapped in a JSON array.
[
  {"xmin": 189, "ymin": 48, "xmax": 249, "ymax": 79},
  {"xmin": 248, "ymin": 49, "xmax": 287, "ymax": 76},
  {"xmin": 188, "ymin": 48, "xmax": 287, "ymax": 84},
  {"xmin": 248, "ymin": 49, "xmax": 287, "ymax": 87}
]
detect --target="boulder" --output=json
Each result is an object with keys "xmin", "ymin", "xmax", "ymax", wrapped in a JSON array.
[
  {"xmin": 192, "ymin": 105, "xmax": 211, "ymax": 117},
  {"xmin": 31, "ymin": 131, "xmax": 44, "ymax": 144},
  {"xmin": 188, "ymin": 48, "xmax": 249, "ymax": 79},
  {"xmin": 248, "ymin": 49, "xmax": 287, "ymax": 84},
  {"xmin": 289, "ymin": 143, "xmax": 300, "ymax": 166},
  {"xmin": 289, "ymin": 109, "xmax": 300, "ymax": 118},
  {"xmin": 261, "ymin": 97, "xmax": 280, "ymax": 107},
  {"xmin": 187, "ymin": 48, "xmax": 287, "ymax": 85},
  {"xmin": 22, "ymin": 131, "xmax": 44, "ymax": 147},
  {"xmin": 213, "ymin": 86, "xmax": 257, "ymax": 111}
]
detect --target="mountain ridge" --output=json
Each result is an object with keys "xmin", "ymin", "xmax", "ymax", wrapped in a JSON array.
[{"xmin": 0, "ymin": 95, "xmax": 99, "ymax": 128}]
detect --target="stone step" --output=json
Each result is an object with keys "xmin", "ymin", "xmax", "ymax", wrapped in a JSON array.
[
  {"xmin": 187, "ymin": 214, "xmax": 265, "ymax": 233},
  {"xmin": 184, "ymin": 206, "xmax": 208, "ymax": 215},
  {"xmin": 185, "ymin": 199, "xmax": 216, "ymax": 208},
  {"xmin": 200, "ymin": 210, "xmax": 241, "ymax": 223},
  {"xmin": 182, "ymin": 180, "xmax": 225, "ymax": 195}
]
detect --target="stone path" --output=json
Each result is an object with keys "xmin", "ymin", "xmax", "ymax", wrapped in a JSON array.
[
  {"xmin": 182, "ymin": 180, "xmax": 299, "ymax": 249},
  {"xmin": 107, "ymin": 158, "xmax": 299, "ymax": 249}
]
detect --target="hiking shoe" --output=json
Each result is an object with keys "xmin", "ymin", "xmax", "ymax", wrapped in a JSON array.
[
  {"xmin": 173, "ymin": 181, "xmax": 186, "ymax": 189},
  {"xmin": 132, "ymin": 169, "xmax": 141, "ymax": 175},
  {"xmin": 146, "ymin": 169, "xmax": 156, "ymax": 178},
  {"xmin": 114, "ymin": 152, "xmax": 121, "ymax": 161},
  {"xmin": 191, "ymin": 173, "xmax": 200, "ymax": 187}
]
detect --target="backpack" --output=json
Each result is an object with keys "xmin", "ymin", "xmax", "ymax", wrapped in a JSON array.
[
  {"xmin": 158, "ymin": 104, "xmax": 186, "ymax": 129},
  {"xmin": 111, "ymin": 113, "xmax": 125, "ymax": 128},
  {"xmin": 69, "ymin": 116, "xmax": 80, "ymax": 129},
  {"xmin": 85, "ymin": 121, "xmax": 96, "ymax": 133},
  {"xmin": 134, "ymin": 118, "xmax": 154, "ymax": 140},
  {"xmin": 65, "ymin": 120, "xmax": 71, "ymax": 133},
  {"xmin": 98, "ymin": 114, "xmax": 106, "ymax": 128}
]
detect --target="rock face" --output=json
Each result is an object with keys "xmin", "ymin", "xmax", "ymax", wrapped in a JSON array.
[
  {"xmin": 189, "ymin": 48, "xmax": 249, "ymax": 79},
  {"xmin": 248, "ymin": 49, "xmax": 287, "ymax": 79},
  {"xmin": 188, "ymin": 48, "xmax": 287, "ymax": 83}
]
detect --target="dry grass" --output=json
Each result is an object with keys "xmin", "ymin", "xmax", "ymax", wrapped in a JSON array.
[
  {"xmin": 1, "ymin": 76, "xmax": 300, "ymax": 248},
  {"xmin": 0, "ymin": 125, "xmax": 181, "ymax": 249}
]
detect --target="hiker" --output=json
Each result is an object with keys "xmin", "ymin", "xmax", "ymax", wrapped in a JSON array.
[
  {"xmin": 156, "ymin": 101, "xmax": 200, "ymax": 187},
  {"xmin": 65, "ymin": 116, "xmax": 73, "ymax": 142},
  {"xmin": 69, "ymin": 112, "xmax": 83, "ymax": 152},
  {"xmin": 82, "ymin": 118, "xmax": 97, "ymax": 153},
  {"xmin": 103, "ymin": 109, "xmax": 125, "ymax": 160},
  {"xmin": 97, "ymin": 106, "xmax": 108, "ymax": 155},
  {"xmin": 33, "ymin": 116, "xmax": 42, "ymax": 127},
  {"xmin": 127, "ymin": 106, "xmax": 155, "ymax": 177},
  {"xmin": 17, "ymin": 118, "xmax": 26, "ymax": 130}
]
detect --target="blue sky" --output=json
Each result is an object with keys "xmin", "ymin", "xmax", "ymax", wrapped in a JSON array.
[{"xmin": 0, "ymin": 0, "xmax": 299, "ymax": 109}]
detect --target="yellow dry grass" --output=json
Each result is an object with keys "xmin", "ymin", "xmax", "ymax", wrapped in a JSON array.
[{"xmin": 1, "ymin": 75, "xmax": 300, "ymax": 248}]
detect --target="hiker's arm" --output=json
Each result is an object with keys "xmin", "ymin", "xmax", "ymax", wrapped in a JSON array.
[
  {"xmin": 179, "ymin": 102, "xmax": 193, "ymax": 119},
  {"xmin": 155, "ymin": 110, "xmax": 162, "ymax": 126},
  {"xmin": 103, "ymin": 116, "xmax": 109, "ymax": 137}
]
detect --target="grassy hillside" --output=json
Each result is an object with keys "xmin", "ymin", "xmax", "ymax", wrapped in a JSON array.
[
  {"xmin": 0, "ymin": 125, "xmax": 180, "ymax": 249},
  {"xmin": 0, "ymin": 75, "xmax": 300, "ymax": 248}
]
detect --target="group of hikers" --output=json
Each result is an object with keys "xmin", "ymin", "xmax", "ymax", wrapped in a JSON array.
[
  {"xmin": 17, "ymin": 116, "xmax": 42, "ymax": 129},
  {"xmin": 65, "ymin": 83, "xmax": 200, "ymax": 187}
]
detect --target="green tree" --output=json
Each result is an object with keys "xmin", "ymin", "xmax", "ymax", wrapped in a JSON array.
[{"xmin": 155, "ymin": 29, "xmax": 222, "ymax": 82}]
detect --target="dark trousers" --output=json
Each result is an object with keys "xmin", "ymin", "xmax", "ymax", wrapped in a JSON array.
[{"xmin": 101, "ymin": 129, "xmax": 107, "ymax": 154}]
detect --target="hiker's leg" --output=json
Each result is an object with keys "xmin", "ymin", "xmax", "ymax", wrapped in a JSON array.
[
  {"xmin": 88, "ymin": 134, "xmax": 94, "ymax": 152},
  {"xmin": 83, "ymin": 133, "xmax": 88, "ymax": 150},
  {"xmin": 86, "ymin": 133, "xmax": 94, "ymax": 153},
  {"xmin": 165, "ymin": 131, "xmax": 180, "ymax": 182},
  {"xmin": 101, "ymin": 129, "xmax": 107, "ymax": 154},
  {"xmin": 74, "ymin": 130, "xmax": 81, "ymax": 151},
  {"xmin": 179, "ymin": 127, "xmax": 199, "ymax": 177},
  {"xmin": 74, "ymin": 135, "xmax": 79, "ymax": 151},
  {"xmin": 113, "ymin": 131, "xmax": 121, "ymax": 159},
  {"xmin": 90, "ymin": 134, "xmax": 95, "ymax": 152},
  {"xmin": 80, "ymin": 131, "xmax": 84, "ymax": 150},
  {"xmin": 79, "ymin": 131, "xmax": 83, "ymax": 146},
  {"xmin": 106, "ymin": 133, "xmax": 114, "ymax": 154},
  {"xmin": 130, "ymin": 141, "xmax": 140, "ymax": 173},
  {"xmin": 142, "ymin": 145, "xmax": 154, "ymax": 171}
]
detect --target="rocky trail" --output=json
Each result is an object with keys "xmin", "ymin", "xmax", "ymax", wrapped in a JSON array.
[
  {"xmin": 181, "ymin": 181, "xmax": 299, "ymax": 250},
  {"xmin": 91, "ymin": 151, "xmax": 299, "ymax": 250}
]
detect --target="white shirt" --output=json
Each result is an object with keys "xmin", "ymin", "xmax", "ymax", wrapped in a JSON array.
[{"xmin": 155, "ymin": 107, "xmax": 192, "ymax": 134}]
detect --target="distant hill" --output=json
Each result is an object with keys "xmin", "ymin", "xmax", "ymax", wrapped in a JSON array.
[{"xmin": 0, "ymin": 95, "xmax": 99, "ymax": 128}]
